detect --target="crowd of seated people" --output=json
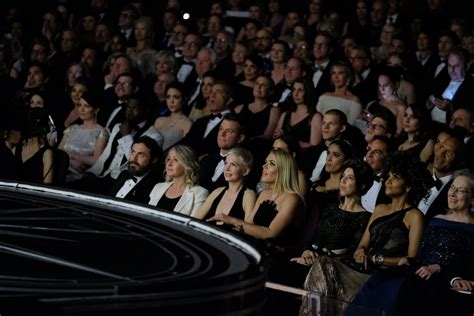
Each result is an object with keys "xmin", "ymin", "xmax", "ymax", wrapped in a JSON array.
[{"xmin": 1, "ymin": 0, "xmax": 473, "ymax": 314}]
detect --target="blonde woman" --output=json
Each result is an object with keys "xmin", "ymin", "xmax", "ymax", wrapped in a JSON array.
[
  {"xmin": 208, "ymin": 150, "xmax": 303, "ymax": 254},
  {"xmin": 148, "ymin": 145, "xmax": 208, "ymax": 216}
]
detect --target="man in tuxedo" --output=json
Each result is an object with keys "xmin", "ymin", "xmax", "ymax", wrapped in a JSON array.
[
  {"xmin": 428, "ymin": 48, "xmax": 473, "ymax": 124},
  {"xmin": 184, "ymin": 47, "xmax": 217, "ymax": 112},
  {"xmin": 361, "ymin": 136, "xmax": 392, "ymax": 212},
  {"xmin": 72, "ymin": 95, "xmax": 163, "ymax": 194},
  {"xmin": 311, "ymin": 31, "xmax": 336, "ymax": 100},
  {"xmin": 109, "ymin": 136, "xmax": 162, "ymax": 204},
  {"xmin": 103, "ymin": 72, "xmax": 139, "ymax": 129},
  {"xmin": 350, "ymin": 45, "xmax": 379, "ymax": 106},
  {"xmin": 117, "ymin": 4, "xmax": 138, "ymax": 47},
  {"xmin": 180, "ymin": 80, "xmax": 232, "ymax": 157},
  {"xmin": 449, "ymin": 108, "xmax": 474, "ymax": 172},
  {"xmin": 199, "ymin": 114, "xmax": 246, "ymax": 192},
  {"xmin": 176, "ymin": 33, "xmax": 202, "ymax": 83},
  {"xmin": 418, "ymin": 132, "xmax": 465, "ymax": 219},
  {"xmin": 272, "ymin": 57, "xmax": 306, "ymax": 112}
]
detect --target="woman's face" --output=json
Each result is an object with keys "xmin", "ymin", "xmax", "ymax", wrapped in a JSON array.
[
  {"xmin": 155, "ymin": 58, "xmax": 173, "ymax": 75},
  {"xmin": 378, "ymin": 75, "xmax": 396, "ymax": 99},
  {"xmin": 232, "ymin": 44, "xmax": 247, "ymax": 64},
  {"xmin": 261, "ymin": 153, "xmax": 278, "ymax": 183},
  {"xmin": 243, "ymin": 59, "xmax": 259, "ymax": 80},
  {"xmin": 70, "ymin": 83, "xmax": 88, "ymax": 104},
  {"xmin": 165, "ymin": 148, "xmax": 185, "ymax": 179},
  {"xmin": 384, "ymin": 171, "xmax": 408, "ymax": 197},
  {"xmin": 292, "ymin": 82, "xmax": 305, "ymax": 105},
  {"xmin": 402, "ymin": 107, "xmax": 420, "ymax": 133},
  {"xmin": 253, "ymin": 76, "xmax": 271, "ymax": 99},
  {"xmin": 202, "ymin": 77, "xmax": 215, "ymax": 99},
  {"xmin": 331, "ymin": 65, "xmax": 349, "ymax": 88},
  {"xmin": 134, "ymin": 21, "xmax": 148, "ymax": 41},
  {"xmin": 380, "ymin": 24, "xmax": 395, "ymax": 45},
  {"xmin": 76, "ymin": 98, "xmax": 97, "ymax": 121},
  {"xmin": 67, "ymin": 64, "xmax": 82, "ymax": 87},
  {"xmin": 271, "ymin": 43, "xmax": 286, "ymax": 63},
  {"xmin": 447, "ymin": 176, "xmax": 472, "ymax": 211},
  {"xmin": 30, "ymin": 94, "xmax": 45, "ymax": 108},
  {"xmin": 244, "ymin": 22, "xmax": 258, "ymax": 40},
  {"xmin": 224, "ymin": 153, "xmax": 248, "ymax": 182},
  {"xmin": 325, "ymin": 143, "xmax": 346, "ymax": 173},
  {"xmin": 166, "ymin": 87, "xmax": 183, "ymax": 113},
  {"xmin": 339, "ymin": 167, "xmax": 358, "ymax": 197}
]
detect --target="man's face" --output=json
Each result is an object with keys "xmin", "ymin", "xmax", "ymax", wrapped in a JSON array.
[
  {"xmin": 27, "ymin": 66, "xmax": 46, "ymax": 89},
  {"xmin": 438, "ymin": 35, "xmax": 454, "ymax": 58},
  {"xmin": 447, "ymin": 53, "xmax": 465, "ymax": 82},
  {"xmin": 111, "ymin": 57, "xmax": 130, "ymax": 75},
  {"xmin": 119, "ymin": 9, "xmax": 135, "ymax": 29},
  {"xmin": 182, "ymin": 34, "xmax": 200, "ymax": 60},
  {"xmin": 217, "ymin": 120, "xmax": 243, "ymax": 150},
  {"xmin": 95, "ymin": 24, "xmax": 111, "ymax": 44},
  {"xmin": 30, "ymin": 44, "xmax": 48, "ymax": 63},
  {"xmin": 370, "ymin": 2, "xmax": 385, "ymax": 24},
  {"xmin": 125, "ymin": 98, "xmax": 145, "ymax": 124},
  {"xmin": 196, "ymin": 50, "xmax": 214, "ymax": 77},
  {"xmin": 255, "ymin": 29, "xmax": 272, "ymax": 53},
  {"xmin": 153, "ymin": 73, "xmax": 172, "ymax": 98},
  {"xmin": 214, "ymin": 32, "xmax": 230, "ymax": 57},
  {"xmin": 81, "ymin": 48, "xmax": 97, "ymax": 68},
  {"xmin": 114, "ymin": 75, "xmax": 135, "ymax": 98},
  {"xmin": 365, "ymin": 116, "xmax": 389, "ymax": 142},
  {"xmin": 129, "ymin": 143, "xmax": 154, "ymax": 176},
  {"xmin": 450, "ymin": 109, "xmax": 472, "ymax": 132},
  {"xmin": 207, "ymin": 16, "xmax": 221, "ymax": 37},
  {"xmin": 313, "ymin": 35, "xmax": 331, "ymax": 61},
  {"xmin": 208, "ymin": 84, "xmax": 229, "ymax": 112},
  {"xmin": 433, "ymin": 137, "xmax": 459, "ymax": 173},
  {"xmin": 163, "ymin": 12, "xmax": 177, "ymax": 32},
  {"xmin": 61, "ymin": 30, "xmax": 77, "ymax": 53},
  {"xmin": 349, "ymin": 49, "xmax": 369, "ymax": 74},
  {"xmin": 365, "ymin": 139, "xmax": 387, "ymax": 173},
  {"xmin": 321, "ymin": 113, "xmax": 346, "ymax": 141}
]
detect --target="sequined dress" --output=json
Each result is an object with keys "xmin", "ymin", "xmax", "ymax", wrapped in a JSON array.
[{"xmin": 350, "ymin": 217, "xmax": 474, "ymax": 314}]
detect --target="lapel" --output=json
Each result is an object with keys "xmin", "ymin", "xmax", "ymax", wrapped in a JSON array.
[{"xmin": 174, "ymin": 186, "xmax": 193, "ymax": 214}]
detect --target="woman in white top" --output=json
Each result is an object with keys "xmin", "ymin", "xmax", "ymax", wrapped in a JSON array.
[
  {"xmin": 149, "ymin": 145, "xmax": 208, "ymax": 216},
  {"xmin": 316, "ymin": 61, "xmax": 362, "ymax": 125}
]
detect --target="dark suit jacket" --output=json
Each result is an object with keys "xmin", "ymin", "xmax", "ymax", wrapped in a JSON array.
[
  {"xmin": 180, "ymin": 114, "xmax": 221, "ymax": 156},
  {"xmin": 424, "ymin": 178, "xmax": 453, "ymax": 220},
  {"xmin": 199, "ymin": 151, "xmax": 226, "ymax": 192},
  {"xmin": 313, "ymin": 62, "xmax": 334, "ymax": 101},
  {"xmin": 352, "ymin": 67, "xmax": 379, "ymax": 107},
  {"xmin": 108, "ymin": 169, "xmax": 162, "ymax": 204}
]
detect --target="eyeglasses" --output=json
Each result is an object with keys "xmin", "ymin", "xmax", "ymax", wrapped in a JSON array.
[
  {"xmin": 114, "ymin": 81, "xmax": 132, "ymax": 88},
  {"xmin": 448, "ymin": 185, "xmax": 471, "ymax": 195},
  {"xmin": 367, "ymin": 122, "xmax": 387, "ymax": 131}
]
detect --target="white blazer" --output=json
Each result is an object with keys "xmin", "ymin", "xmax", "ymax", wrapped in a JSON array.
[{"xmin": 148, "ymin": 182, "xmax": 209, "ymax": 217}]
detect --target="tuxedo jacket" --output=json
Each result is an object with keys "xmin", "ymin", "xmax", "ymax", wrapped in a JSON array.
[
  {"xmin": 199, "ymin": 151, "xmax": 226, "ymax": 192},
  {"xmin": 108, "ymin": 169, "xmax": 162, "ymax": 204},
  {"xmin": 148, "ymin": 182, "xmax": 209, "ymax": 217},
  {"xmin": 352, "ymin": 67, "xmax": 379, "ymax": 107},
  {"xmin": 313, "ymin": 62, "xmax": 334, "ymax": 101},
  {"xmin": 87, "ymin": 122, "xmax": 164, "ymax": 179},
  {"xmin": 424, "ymin": 178, "xmax": 453, "ymax": 220},
  {"xmin": 179, "ymin": 115, "xmax": 221, "ymax": 157}
]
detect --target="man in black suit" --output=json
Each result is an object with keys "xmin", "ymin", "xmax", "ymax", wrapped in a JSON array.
[
  {"xmin": 109, "ymin": 136, "xmax": 162, "ymax": 204},
  {"xmin": 199, "ymin": 113, "xmax": 246, "ymax": 192},
  {"xmin": 349, "ymin": 45, "xmax": 379, "ymax": 107},
  {"xmin": 311, "ymin": 32, "xmax": 336, "ymax": 100},
  {"xmin": 180, "ymin": 80, "xmax": 232, "ymax": 157},
  {"xmin": 449, "ymin": 108, "xmax": 474, "ymax": 172},
  {"xmin": 418, "ymin": 131, "xmax": 465, "ymax": 219}
]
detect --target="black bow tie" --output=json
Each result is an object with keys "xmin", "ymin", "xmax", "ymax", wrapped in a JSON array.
[
  {"xmin": 210, "ymin": 113, "xmax": 223, "ymax": 119},
  {"xmin": 433, "ymin": 177, "xmax": 443, "ymax": 190},
  {"xmin": 313, "ymin": 65, "xmax": 325, "ymax": 72},
  {"xmin": 126, "ymin": 174, "xmax": 138, "ymax": 183},
  {"xmin": 181, "ymin": 60, "xmax": 194, "ymax": 66},
  {"xmin": 374, "ymin": 174, "xmax": 383, "ymax": 182}
]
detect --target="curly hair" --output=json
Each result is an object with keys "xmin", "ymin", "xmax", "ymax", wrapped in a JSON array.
[{"xmin": 386, "ymin": 152, "xmax": 434, "ymax": 205}]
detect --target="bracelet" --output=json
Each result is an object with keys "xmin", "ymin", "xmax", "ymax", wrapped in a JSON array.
[{"xmin": 374, "ymin": 254, "xmax": 385, "ymax": 265}]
